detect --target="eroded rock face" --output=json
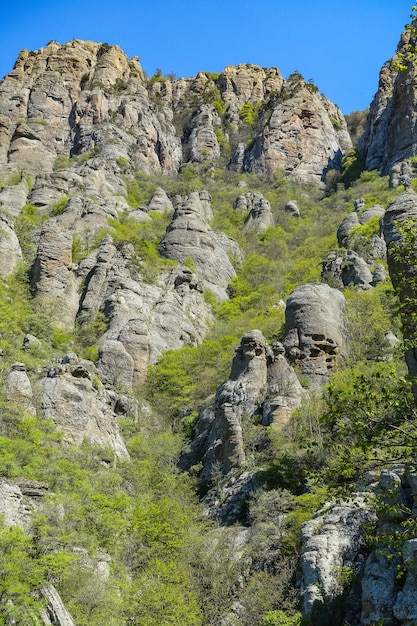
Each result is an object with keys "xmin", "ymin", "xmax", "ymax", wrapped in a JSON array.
[
  {"xmin": 241, "ymin": 191, "xmax": 274, "ymax": 234},
  {"xmin": 360, "ymin": 26, "xmax": 417, "ymax": 173},
  {"xmin": 300, "ymin": 494, "xmax": 375, "ymax": 619},
  {"xmin": 78, "ymin": 237, "xmax": 213, "ymax": 388},
  {"xmin": 159, "ymin": 190, "xmax": 238, "ymax": 300},
  {"xmin": 299, "ymin": 466, "xmax": 417, "ymax": 626},
  {"xmin": 0, "ymin": 43, "xmax": 350, "ymax": 189},
  {"xmin": 31, "ymin": 223, "xmax": 79, "ymax": 329},
  {"xmin": 183, "ymin": 331, "xmax": 304, "ymax": 485},
  {"xmin": 283, "ymin": 284, "xmax": 346, "ymax": 388},
  {"xmin": 242, "ymin": 74, "xmax": 351, "ymax": 185},
  {"xmin": 36, "ymin": 354, "xmax": 129, "ymax": 458}
]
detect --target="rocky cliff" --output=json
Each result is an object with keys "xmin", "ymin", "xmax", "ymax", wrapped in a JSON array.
[
  {"xmin": 1, "ymin": 30, "xmax": 417, "ymax": 626},
  {"xmin": 360, "ymin": 20, "xmax": 417, "ymax": 173},
  {"xmin": 0, "ymin": 40, "xmax": 350, "ymax": 187}
]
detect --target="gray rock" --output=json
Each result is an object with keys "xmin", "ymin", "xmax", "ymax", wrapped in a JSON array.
[
  {"xmin": 4, "ymin": 364, "xmax": 36, "ymax": 414},
  {"xmin": 242, "ymin": 192, "xmax": 274, "ymax": 234},
  {"xmin": 147, "ymin": 186, "xmax": 174, "ymax": 214},
  {"xmin": 337, "ymin": 212, "xmax": 359, "ymax": 247},
  {"xmin": 159, "ymin": 190, "xmax": 238, "ymax": 300},
  {"xmin": 359, "ymin": 204, "xmax": 385, "ymax": 224},
  {"xmin": 283, "ymin": 283, "xmax": 346, "ymax": 388},
  {"xmin": 36, "ymin": 356, "xmax": 129, "ymax": 458},
  {"xmin": 300, "ymin": 494, "xmax": 375, "ymax": 616},
  {"xmin": 284, "ymin": 200, "xmax": 301, "ymax": 217},
  {"xmin": 0, "ymin": 213, "xmax": 22, "ymax": 275},
  {"xmin": 31, "ymin": 223, "xmax": 79, "ymax": 330},
  {"xmin": 41, "ymin": 584, "xmax": 76, "ymax": 626}
]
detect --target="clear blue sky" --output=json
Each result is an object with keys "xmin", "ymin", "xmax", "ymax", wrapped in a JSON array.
[{"xmin": 0, "ymin": 0, "xmax": 413, "ymax": 114}]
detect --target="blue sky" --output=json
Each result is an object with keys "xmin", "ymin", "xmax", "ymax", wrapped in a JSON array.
[{"xmin": 0, "ymin": 0, "xmax": 413, "ymax": 114}]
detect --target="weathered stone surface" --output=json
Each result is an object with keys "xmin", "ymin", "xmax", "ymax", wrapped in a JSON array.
[
  {"xmin": 360, "ymin": 26, "xmax": 417, "ymax": 173},
  {"xmin": 4, "ymin": 362, "xmax": 36, "ymax": 414},
  {"xmin": 31, "ymin": 223, "xmax": 79, "ymax": 330},
  {"xmin": 321, "ymin": 249, "xmax": 374, "ymax": 289},
  {"xmin": 300, "ymin": 494, "xmax": 375, "ymax": 617},
  {"xmin": 284, "ymin": 200, "xmax": 301, "ymax": 217},
  {"xmin": 78, "ymin": 237, "xmax": 213, "ymax": 387},
  {"xmin": 0, "ymin": 478, "xmax": 34, "ymax": 528},
  {"xmin": 242, "ymin": 74, "xmax": 351, "ymax": 185},
  {"xmin": 41, "ymin": 585, "xmax": 76, "ymax": 626},
  {"xmin": 36, "ymin": 354, "xmax": 129, "ymax": 458},
  {"xmin": 203, "ymin": 330, "xmax": 272, "ymax": 480},
  {"xmin": 0, "ymin": 212, "xmax": 22, "ymax": 275},
  {"xmin": 262, "ymin": 341, "xmax": 305, "ymax": 426},
  {"xmin": 283, "ymin": 283, "xmax": 346, "ymax": 388},
  {"xmin": 159, "ymin": 190, "xmax": 238, "ymax": 300},
  {"xmin": 242, "ymin": 192, "xmax": 274, "ymax": 234},
  {"xmin": 189, "ymin": 106, "xmax": 221, "ymax": 163},
  {"xmin": 147, "ymin": 186, "xmax": 174, "ymax": 214},
  {"xmin": 359, "ymin": 204, "xmax": 385, "ymax": 224},
  {"xmin": 337, "ymin": 212, "xmax": 359, "ymax": 247},
  {"xmin": 183, "ymin": 331, "xmax": 303, "ymax": 485}
]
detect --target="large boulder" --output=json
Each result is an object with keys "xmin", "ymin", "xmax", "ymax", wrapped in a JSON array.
[{"xmin": 283, "ymin": 283, "xmax": 346, "ymax": 388}]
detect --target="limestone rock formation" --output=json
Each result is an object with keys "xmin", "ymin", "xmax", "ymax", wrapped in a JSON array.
[
  {"xmin": 241, "ymin": 191, "xmax": 274, "ymax": 234},
  {"xmin": 241, "ymin": 73, "xmax": 351, "ymax": 185},
  {"xmin": 299, "ymin": 466, "xmax": 417, "ymax": 625},
  {"xmin": 283, "ymin": 283, "xmax": 346, "ymax": 388},
  {"xmin": 183, "ymin": 330, "xmax": 304, "ymax": 485},
  {"xmin": 36, "ymin": 353, "xmax": 129, "ymax": 458},
  {"xmin": 31, "ymin": 223, "xmax": 79, "ymax": 329},
  {"xmin": 360, "ymin": 25, "xmax": 417, "ymax": 173},
  {"xmin": 321, "ymin": 249, "xmax": 374, "ymax": 289},
  {"xmin": 4, "ymin": 362, "xmax": 36, "ymax": 414},
  {"xmin": 78, "ymin": 236, "xmax": 213, "ymax": 388},
  {"xmin": 159, "ymin": 190, "xmax": 238, "ymax": 300},
  {"xmin": 300, "ymin": 494, "xmax": 375, "ymax": 618},
  {"xmin": 0, "ymin": 42, "xmax": 351, "ymax": 189}
]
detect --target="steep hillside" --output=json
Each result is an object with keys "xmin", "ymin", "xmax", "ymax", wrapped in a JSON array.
[{"xmin": 1, "ymin": 25, "xmax": 417, "ymax": 626}]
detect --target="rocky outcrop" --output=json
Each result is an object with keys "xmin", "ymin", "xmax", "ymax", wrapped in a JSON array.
[
  {"xmin": 36, "ymin": 353, "xmax": 129, "ymax": 458},
  {"xmin": 241, "ymin": 191, "xmax": 274, "ymax": 234},
  {"xmin": 4, "ymin": 362, "xmax": 36, "ymax": 414},
  {"xmin": 321, "ymin": 250, "xmax": 376, "ymax": 289},
  {"xmin": 283, "ymin": 284, "xmax": 346, "ymax": 388},
  {"xmin": 159, "ymin": 190, "xmax": 238, "ymax": 300},
  {"xmin": 242, "ymin": 73, "xmax": 351, "ymax": 185},
  {"xmin": 300, "ymin": 466, "xmax": 417, "ymax": 626},
  {"xmin": 31, "ymin": 223, "xmax": 79, "ymax": 329},
  {"xmin": 360, "ymin": 25, "xmax": 417, "ymax": 173},
  {"xmin": 300, "ymin": 493, "xmax": 375, "ymax": 620},
  {"xmin": 0, "ymin": 42, "xmax": 351, "ymax": 189},
  {"xmin": 78, "ymin": 236, "xmax": 213, "ymax": 387},
  {"xmin": 183, "ymin": 330, "xmax": 304, "ymax": 484}
]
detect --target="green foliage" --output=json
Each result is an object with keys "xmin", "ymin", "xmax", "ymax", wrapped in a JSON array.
[
  {"xmin": 0, "ymin": 171, "xmax": 22, "ymax": 191},
  {"xmin": 0, "ymin": 522, "xmax": 46, "ymax": 621},
  {"xmin": 50, "ymin": 195, "xmax": 69, "ymax": 216},
  {"xmin": 14, "ymin": 204, "xmax": 48, "ymax": 261},
  {"xmin": 74, "ymin": 310, "xmax": 106, "ymax": 361},
  {"xmin": 108, "ymin": 210, "xmax": 175, "ymax": 282},
  {"xmin": 149, "ymin": 68, "xmax": 167, "ymax": 84},
  {"xmin": 124, "ymin": 173, "xmax": 157, "ymax": 207},
  {"xmin": 350, "ymin": 215, "xmax": 381, "ymax": 239},
  {"xmin": 240, "ymin": 101, "xmax": 262, "ymax": 127},
  {"xmin": 260, "ymin": 611, "xmax": 303, "ymax": 626},
  {"xmin": 53, "ymin": 154, "xmax": 72, "ymax": 171},
  {"xmin": 145, "ymin": 336, "xmax": 237, "ymax": 425},
  {"xmin": 339, "ymin": 149, "xmax": 366, "ymax": 187}
]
